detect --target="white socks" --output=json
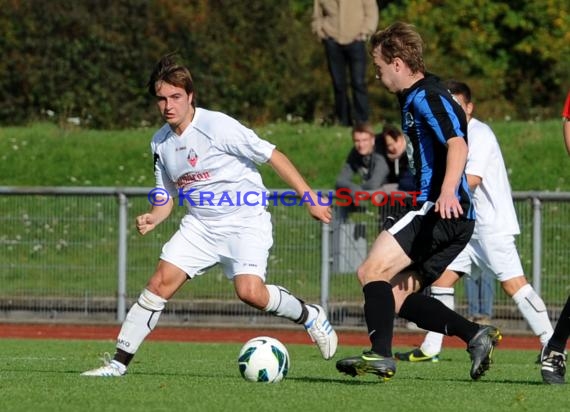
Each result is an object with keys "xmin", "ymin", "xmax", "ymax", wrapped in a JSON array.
[
  {"xmin": 264, "ymin": 284, "xmax": 316, "ymax": 323},
  {"xmin": 512, "ymin": 284, "xmax": 553, "ymax": 346},
  {"xmin": 116, "ymin": 289, "xmax": 167, "ymax": 354},
  {"xmin": 421, "ymin": 286, "xmax": 455, "ymax": 356}
]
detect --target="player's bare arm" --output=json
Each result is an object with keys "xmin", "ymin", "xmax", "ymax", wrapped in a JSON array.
[
  {"xmin": 562, "ymin": 92, "xmax": 570, "ymax": 155},
  {"xmin": 136, "ymin": 197, "xmax": 174, "ymax": 235},
  {"xmin": 434, "ymin": 136, "xmax": 468, "ymax": 219},
  {"xmin": 563, "ymin": 119, "xmax": 570, "ymax": 156},
  {"xmin": 267, "ymin": 149, "xmax": 332, "ymax": 224},
  {"xmin": 466, "ymin": 174, "xmax": 482, "ymax": 192}
]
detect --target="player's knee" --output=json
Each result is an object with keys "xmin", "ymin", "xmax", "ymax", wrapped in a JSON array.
[
  {"xmin": 356, "ymin": 261, "xmax": 389, "ymax": 285},
  {"xmin": 235, "ymin": 279, "xmax": 265, "ymax": 308},
  {"xmin": 145, "ymin": 263, "xmax": 187, "ymax": 298},
  {"xmin": 501, "ymin": 275, "xmax": 527, "ymax": 296},
  {"xmin": 433, "ymin": 270, "xmax": 460, "ymax": 287},
  {"xmin": 356, "ymin": 265, "xmax": 368, "ymax": 285},
  {"xmin": 236, "ymin": 287, "xmax": 256, "ymax": 305},
  {"xmin": 145, "ymin": 276, "xmax": 169, "ymax": 297}
]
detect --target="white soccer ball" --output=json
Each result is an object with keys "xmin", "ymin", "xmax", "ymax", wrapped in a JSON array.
[{"xmin": 237, "ymin": 336, "xmax": 290, "ymax": 383}]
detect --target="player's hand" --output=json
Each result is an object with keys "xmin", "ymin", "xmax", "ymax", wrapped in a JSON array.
[
  {"xmin": 136, "ymin": 213, "xmax": 157, "ymax": 235},
  {"xmin": 434, "ymin": 191, "xmax": 463, "ymax": 219},
  {"xmin": 304, "ymin": 192, "xmax": 332, "ymax": 223},
  {"xmin": 308, "ymin": 204, "xmax": 332, "ymax": 224}
]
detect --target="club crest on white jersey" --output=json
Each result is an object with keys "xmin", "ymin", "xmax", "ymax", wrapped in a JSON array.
[{"xmin": 187, "ymin": 148, "xmax": 198, "ymax": 167}]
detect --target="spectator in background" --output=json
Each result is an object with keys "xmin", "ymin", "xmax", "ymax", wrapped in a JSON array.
[
  {"xmin": 377, "ymin": 124, "xmax": 415, "ymax": 192},
  {"xmin": 464, "ymin": 268, "xmax": 495, "ymax": 325},
  {"xmin": 312, "ymin": 0, "xmax": 379, "ymax": 126},
  {"xmin": 539, "ymin": 89, "xmax": 570, "ymax": 385},
  {"xmin": 335, "ymin": 122, "xmax": 389, "ymax": 221},
  {"xmin": 375, "ymin": 124, "xmax": 416, "ymax": 233}
]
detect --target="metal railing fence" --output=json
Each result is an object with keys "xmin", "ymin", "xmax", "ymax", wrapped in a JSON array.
[{"xmin": 1, "ymin": 187, "xmax": 569, "ymax": 334}]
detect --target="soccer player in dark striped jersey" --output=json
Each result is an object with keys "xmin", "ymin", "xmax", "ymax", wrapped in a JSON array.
[{"xmin": 336, "ymin": 22, "xmax": 501, "ymax": 381}]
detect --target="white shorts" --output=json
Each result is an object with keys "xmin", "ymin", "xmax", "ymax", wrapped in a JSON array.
[
  {"xmin": 160, "ymin": 211, "xmax": 273, "ymax": 280},
  {"xmin": 448, "ymin": 235, "xmax": 524, "ymax": 282}
]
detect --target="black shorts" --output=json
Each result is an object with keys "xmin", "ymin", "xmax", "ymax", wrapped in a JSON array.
[{"xmin": 386, "ymin": 201, "xmax": 474, "ymax": 288}]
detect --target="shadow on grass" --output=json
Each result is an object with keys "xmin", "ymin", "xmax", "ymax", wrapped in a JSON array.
[
  {"xmin": 287, "ymin": 374, "xmax": 546, "ymax": 386},
  {"xmin": 287, "ymin": 376, "xmax": 389, "ymax": 385},
  {"xmin": 7, "ymin": 367, "xmax": 547, "ymax": 387}
]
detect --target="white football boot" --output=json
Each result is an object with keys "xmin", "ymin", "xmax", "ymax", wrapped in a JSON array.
[
  {"xmin": 304, "ymin": 304, "xmax": 338, "ymax": 360},
  {"xmin": 81, "ymin": 353, "xmax": 126, "ymax": 377}
]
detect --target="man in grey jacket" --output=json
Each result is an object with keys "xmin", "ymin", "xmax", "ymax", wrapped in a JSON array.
[{"xmin": 335, "ymin": 122, "xmax": 389, "ymax": 221}]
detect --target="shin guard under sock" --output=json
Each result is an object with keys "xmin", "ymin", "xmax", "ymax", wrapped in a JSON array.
[
  {"xmin": 548, "ymin": 296, "xmax": 570, "ymax": 353},
  {"xmin": 400, "ymin": 292, "xmax": 479, "ymax": 343},
  {"xmin": 363, "ymin": 281, "xmax": 395, "ymax": 357}
]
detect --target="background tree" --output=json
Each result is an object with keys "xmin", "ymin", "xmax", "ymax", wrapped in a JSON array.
[{"xmin": 0, "ymin": 0, "xmax": 567, "ymax": 128}]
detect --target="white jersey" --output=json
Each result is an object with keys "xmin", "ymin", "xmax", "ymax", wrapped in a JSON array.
[
  {"xmin": 151, "ymin": 108, "xmax": 275, "ymax": 220},
  {"xmin": 467, "ymin": 117, "xmax": 520, "ymax": 237}
]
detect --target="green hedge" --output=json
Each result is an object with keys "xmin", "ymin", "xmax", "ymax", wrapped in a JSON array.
[{"xmin": 0, "ymin": 0, "xmax": 568, "ymax": 128}]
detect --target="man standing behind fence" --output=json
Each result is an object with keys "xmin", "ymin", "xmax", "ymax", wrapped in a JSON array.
[
  {"xmin": 81, "ymin": 53, "xmax": 337, "ymax": 377},
  {"xmin": 312, "ymin": 0, "xmax": 378, "ymax": 126}
]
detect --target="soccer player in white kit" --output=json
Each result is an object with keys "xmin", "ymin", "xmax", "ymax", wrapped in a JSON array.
[
  {"xmin": 395, "ymin": 80, "xmax": 553, "ymax": 362},
  {"xmin": 82, "ymin": 54, "xmax": 338, "ymax": 376}
]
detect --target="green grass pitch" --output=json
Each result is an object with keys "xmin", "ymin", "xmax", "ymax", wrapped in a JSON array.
[{"xmin": 0, "ymin": 338, "xmax": 565, "ymax": 412}]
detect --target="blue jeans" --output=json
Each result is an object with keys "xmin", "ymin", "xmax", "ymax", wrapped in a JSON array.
[
  {"xmin": 323, "ymin": 38, "xmax": 369, "ymax": 126},
  {"xmin": 464, "ymin": 269, "xmax": 495, "ymax": 318}
]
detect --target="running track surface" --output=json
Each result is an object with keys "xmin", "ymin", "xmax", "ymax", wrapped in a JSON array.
[{"xmin": 0, "ymin": 323, "xmax": 538, "ymax": 350}]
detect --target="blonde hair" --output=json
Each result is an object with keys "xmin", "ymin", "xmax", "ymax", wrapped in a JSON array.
[{"xmin": 370, "ymin": 22, "xmax": 425, "ymax": 74}]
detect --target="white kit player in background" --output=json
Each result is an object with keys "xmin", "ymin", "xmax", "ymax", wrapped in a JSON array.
[
  {"xmin": 82, "ymin": 53, "xmax": 337, "ymax": 377},
  {"xmin": 395, "ymin": 80, "xmax": 553, "ymax": 363}
]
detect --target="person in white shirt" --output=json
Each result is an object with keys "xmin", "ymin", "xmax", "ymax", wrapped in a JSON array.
[
  {"xmin": 395, "ymin": 80, "xmax": 553, "ymax": 362},
  {"xmin": 81, "ymin": 53, "xmax": 338, "ymax": 377}
]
